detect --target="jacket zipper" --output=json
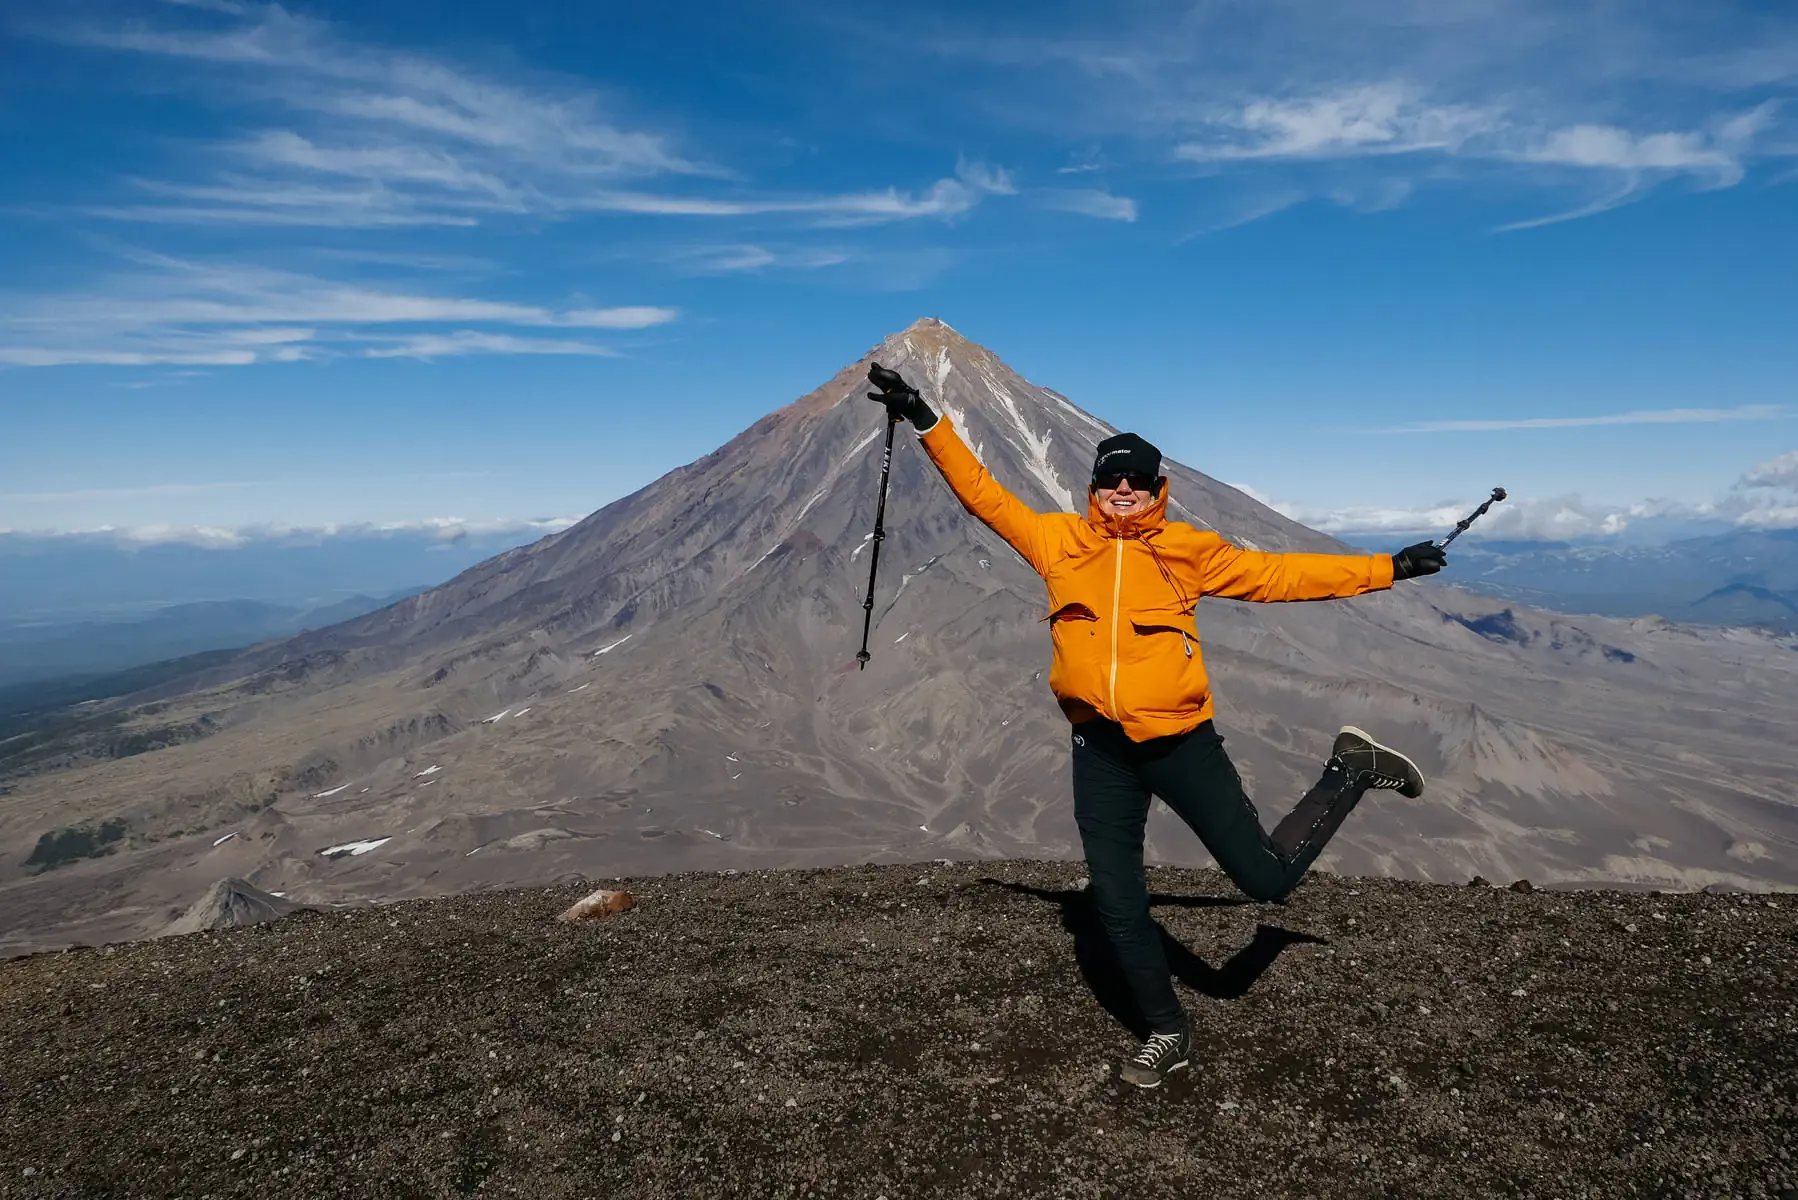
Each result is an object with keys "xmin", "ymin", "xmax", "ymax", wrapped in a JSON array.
[{"xmin": 1108, "ymin": 538, "xmax": 1123, "ymax": 717}]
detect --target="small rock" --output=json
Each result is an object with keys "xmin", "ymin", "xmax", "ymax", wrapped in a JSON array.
[
  {"xmin": 785, "ymin": 1098, "xmax": 798, "ymax": 1108},
  {"xmin": 1467, "ymin": 876, "xmax": 1490, "ymax": 888},
  {"xmin": 558, "ymin": 887, "xmax": 637, "ymax": 923},
  {"xmin": 611, "ymin": 1130, "xmax": 621, "ymax": 1143},
  {"xmin": 231, "ymin": 1148, "xmax": 246, "ymax": 1161},
  {"xmin": 22, "ymin": 1168, "xmax": 38, "ymax": 1178},
  {"xmin": 1073, "ymin": 876, "xmax": 1090, "ymax": 891},
  {"xmin": 1508, "ymin": 879, "xmax": 1534, "ymax": 894}
]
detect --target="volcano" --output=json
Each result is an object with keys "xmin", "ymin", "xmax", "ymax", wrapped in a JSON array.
[{"xmin": 3, "ymin": 319, "xmax": 1795, "ymax": 956}]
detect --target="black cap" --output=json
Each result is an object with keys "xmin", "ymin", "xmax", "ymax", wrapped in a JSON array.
[{"xmin": 1090, "ymin": 433, "xmax": 1162, "ymax": 486}]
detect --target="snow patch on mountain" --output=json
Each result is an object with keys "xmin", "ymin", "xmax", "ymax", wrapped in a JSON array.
[
  {"xmin": 1167, "ymin": 497, "xmax": 1215, "ymax": 531},
  {"xmin": 1041, "ymin": 387, "xmax": 1113, "ymax": 437},
  {"xmin": 982, "ymin": 373, "xmax": 1076, "ymax": 512},
  {"xmin": 320, "ymin": 837, "xmax": 391, "ymax": 859},
  {"xmin": 940, "ymin": 403, "xmax": 986, "ymax": 466}
]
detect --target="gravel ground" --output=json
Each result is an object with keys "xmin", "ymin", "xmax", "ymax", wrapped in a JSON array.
[{"xmin": 2, "ymin": 860, "xmax": 1794, "ymax": 1200}]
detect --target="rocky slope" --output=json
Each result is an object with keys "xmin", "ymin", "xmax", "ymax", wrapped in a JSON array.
[
  {"xmin": 1, "ymin": 861, "xmax": 1793, "ymax": 1199},
  {"xmin": 3, "ymin": 319, "xmax": 1796, "ymax": 958}
]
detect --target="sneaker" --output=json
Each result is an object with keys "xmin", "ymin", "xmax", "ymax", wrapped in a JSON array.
[
  {"xmin": 1120, "ymin": 1028, "xmax": 1190, "ymax": 1089},
  {"xmin": 1331, "ymin": 726, "xmax": 1426, "ymax": 799}
]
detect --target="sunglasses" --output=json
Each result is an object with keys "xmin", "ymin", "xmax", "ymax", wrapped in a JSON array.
[{"xmin": 1093, "ymin": 472, "xmax": 1158, "ymax": 493}]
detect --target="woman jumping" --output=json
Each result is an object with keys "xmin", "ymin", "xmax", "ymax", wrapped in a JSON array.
[{"xmin": 866, "ymin": 362, "xmax": 1447, "ymax": 1089}]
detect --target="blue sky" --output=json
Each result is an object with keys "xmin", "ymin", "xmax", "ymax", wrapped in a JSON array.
[{"xmin": 2, "ymin": 0, "xmax": 1795, "ymax": 547}]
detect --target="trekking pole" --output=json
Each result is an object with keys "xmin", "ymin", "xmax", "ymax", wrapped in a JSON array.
[
  {"xmin": 855, "ymin": 408, "xmax": 901, "ymax": 670},
  {"xmin": 1438, "ymin": 487, "xmax": 1507, "ymax": 549}
]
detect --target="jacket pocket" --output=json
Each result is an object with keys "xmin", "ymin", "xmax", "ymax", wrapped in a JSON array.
[
  {"xmin": 1130, "ymin": 599, "xmax": 1195, "ymax": 651},
  {"xmin": 1043, "ymin": 601, "xmax": 1098, "ymax": 625},
  {"xmin": 1131, "ymin": 620, "xmax": 1193, "ymax": 657}
]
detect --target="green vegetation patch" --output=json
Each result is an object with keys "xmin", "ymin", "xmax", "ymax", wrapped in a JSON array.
[{"xmin": 24, "ymin": 817, "xmax": 130, "ymax": 870}]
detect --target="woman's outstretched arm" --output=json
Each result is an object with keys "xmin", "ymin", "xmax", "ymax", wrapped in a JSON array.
[
  {"xmin": 1194, "ymin": 534, "xmax": 1395, "ymax": 602},
  {"xmin": 917, "ymin": 415, "xmax": 1055, "ymax": 576}
]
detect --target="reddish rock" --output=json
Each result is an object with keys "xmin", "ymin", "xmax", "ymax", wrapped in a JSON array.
[{"xmin": 557, "ymin": 887, "xmax": 637, "ymax": 922}]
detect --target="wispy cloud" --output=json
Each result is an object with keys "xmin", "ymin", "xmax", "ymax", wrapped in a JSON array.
[
  {"xmin": 362, "ymin": 331, "xmax": 617, "ymax": 359},
  {"xmin": 0, "ymin": 251, "xmax": 677, "ymax": 367},
  {"xmin": 666, "ymin": 245, "xmax": 852, "ymax": 274},
  {"xmin": 66, "ymin": 4, "xmax": 704, "ymax": 176},
  {"xmin": 1174, "ymin": 83, "xmax": 1779, "ymax": 229},
  {"xmin": 1374, "ymin": 405, "xmax": 1786, "ymax": 433},
  {"xmin": 46, "ymin": 4, "xmax": 1019, "ymax": 232},
  {"xmin": 1036, "ymin": 188, "xmax": 1139, "ymax": 221},
  {"xmin": 899, "ymin": 3, "xmax": 1796, "ymax": 229},
  {"xmin": 1175, "ymin": 84, "xmax": 1500, "ymax": 162},
  {"xmin": 2, "ymin": 480, "xmax": 254, "ymax": 504}
]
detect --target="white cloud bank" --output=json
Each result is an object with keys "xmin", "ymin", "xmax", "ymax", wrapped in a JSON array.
[
  {"xmin": 0, "ymin": 516, "xmax": 582, "ymax": 549},
  {"xmin": 1233, "ymin": 449, "xmax": 1798, "ymax": 541}
]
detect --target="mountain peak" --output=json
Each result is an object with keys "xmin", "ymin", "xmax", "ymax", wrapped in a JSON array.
[{"xmin": 887, "ymin": 316, "xmax": 971, "ymax": 360}]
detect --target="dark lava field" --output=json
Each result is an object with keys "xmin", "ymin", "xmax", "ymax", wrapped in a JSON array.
[{"xmin": 2, "ymin": 860, "xmax": 1794, "ymax": 1199}]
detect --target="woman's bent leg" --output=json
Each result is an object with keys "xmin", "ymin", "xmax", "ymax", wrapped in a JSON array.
[
  {"xmin": 1071, "ymin": 721, "xmax": 1188, "ymax": 1034},
  {"xmin": 1139, "ymin": 722, "xmax": 1366, "ymax": 903}
]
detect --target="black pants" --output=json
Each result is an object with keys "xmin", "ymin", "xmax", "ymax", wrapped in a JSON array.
[{"xmin": 1071, "ymin": 717, "xmax": 1367, "ymax": 1034}]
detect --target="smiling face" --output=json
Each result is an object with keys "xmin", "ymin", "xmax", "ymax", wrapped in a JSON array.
[{"xmin": 1093, "ymin": 472, "xmax": 1162, "ymax": 518}]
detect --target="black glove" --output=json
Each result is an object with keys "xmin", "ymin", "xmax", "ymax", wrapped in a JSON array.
[
  {"xmin": 866, "ymin": 362, "xmax": 938, "ymax": 431},
  {"xmin": 1392, "ymin": 541, "xmax": 1447, "ymax": 581}
]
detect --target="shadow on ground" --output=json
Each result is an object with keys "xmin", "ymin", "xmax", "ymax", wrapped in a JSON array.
[{"xmin": 982, "ymin": 878, "xmax": 1329, "ymax": 1037}]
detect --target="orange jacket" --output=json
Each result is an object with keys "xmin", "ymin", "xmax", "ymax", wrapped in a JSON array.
[{"xmin": 919, "ymin": 416, "xmax": 1394, "ymax": 741}]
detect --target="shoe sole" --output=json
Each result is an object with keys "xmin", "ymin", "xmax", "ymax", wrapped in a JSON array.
[
  {"xmin": 1338, "ymin": 726, "xmax": 1426, "ymax": 799},
  {"xmin": 1123, "ymin": 1059, "xmax": 1189, "ymax": 1089}
]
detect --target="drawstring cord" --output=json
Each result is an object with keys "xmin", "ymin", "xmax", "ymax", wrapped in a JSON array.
[{"xmin": 1100, "ymin": 483, "xmax": 1197, "ymax": 656}]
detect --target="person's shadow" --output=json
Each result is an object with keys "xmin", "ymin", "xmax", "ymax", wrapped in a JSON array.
[{"xmin": 981, "ymin": 878, "xmax": 1329, "ymax": 1038}]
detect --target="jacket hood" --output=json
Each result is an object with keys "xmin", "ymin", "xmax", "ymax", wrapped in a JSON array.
[{"xmin": 1085, "ymin": 482, "xmax": 1170, "ymax": 538}]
